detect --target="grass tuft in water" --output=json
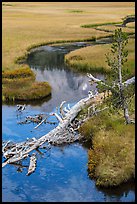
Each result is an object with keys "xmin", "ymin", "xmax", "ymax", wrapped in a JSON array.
[{"xmin": 2, "ymin": 66, "xmax": 51, "ymax": 102}]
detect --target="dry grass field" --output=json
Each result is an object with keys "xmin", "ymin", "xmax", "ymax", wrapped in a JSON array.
[{"xmin": 2, "ymin": 2, "xmax": 135, "ymax": 70}]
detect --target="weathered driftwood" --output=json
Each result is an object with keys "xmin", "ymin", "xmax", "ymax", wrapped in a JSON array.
[
  {"xmin": 17, "ymin": 113, "xmax": 57, "ymax": 127},
  {"xmin": 123, "ymin": 76, "xmax": 135, "ymax": 87},
  {"xmin": 87, "ymin": 73, "xmax": 135, "ymax": 88},
  {"xmin": 18, "ymin": 114, "xmax": 46, "ymax": 125},
  {"xmin": 2, "ymin": 75, "xmax": 135, "ymax": 172},
  {"xmin": 2, "ymin": 93, "xmax": 100, "ymax": 168},
  {"xmin": 34, "ymin": 117, "xmax": 47, "ymax": 129},
  {"xmin": 2, "ymin": 153, "xmax": 29, "ymax": 168},
  {"xmin": 17, "ymin": 104, "xmax": 26, "ymax": 111},
  {"xmin": 26, "ymin": 153, "xmax": 37, "ymax": 176}
]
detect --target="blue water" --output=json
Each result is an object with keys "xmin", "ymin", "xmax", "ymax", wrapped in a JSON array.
[
  {"xmin": 2, "ymin": 105, "xmax": 135, "ymax": 202},
  {"xmin": 2, "ymin": 41, "xmax": 135, "ymax": 202}
]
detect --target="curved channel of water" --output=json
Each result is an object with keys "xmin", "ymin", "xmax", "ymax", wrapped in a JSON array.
[{"xmin": 2, "ymin": 39, "xmax": 135, "ymax": 202}]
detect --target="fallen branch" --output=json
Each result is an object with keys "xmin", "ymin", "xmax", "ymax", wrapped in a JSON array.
[
  {"xmin": 34, "ymin": 117, "xmax": 47, "ymax": 129},
  {"xmin": 2, "ymin": 94, "xmax": 98, "ymax": 167},
  {"xmin": 18, "ymin": 114, "xmax": 46, "ymax": 125},
  {"xmin": 50, "ymin": 112, "xmax": 63, "ymax": 123},
  {"xmin": 26, "ymin": 153, "xmax": 37, "ymax": 176},
  {"xmin": 87, "ymin": 73, "xmax": 135, "ymax": 88},
  {"xmin": 2, "ymin": 153, "xmax": 29, "ymax": 168},
  {"xmin": 123, "ymin": 76, "xmax": 135, "ymax": 87},
  {"xmin": 59, "ymin": 101, "xmax": 66, "ymax": 118}
]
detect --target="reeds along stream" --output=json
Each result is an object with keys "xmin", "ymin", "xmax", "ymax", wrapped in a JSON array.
[{"xmin": 2, "ymin": 39, "xmax": 135, "ymax": 202}]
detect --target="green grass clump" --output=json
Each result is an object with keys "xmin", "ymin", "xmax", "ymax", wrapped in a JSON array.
[
  {"xmin": 2, "ymin": 66, "xmax": 35, "ymax": 79},
  {"xmin": 68, "ymin": 10, "xmax": 84, "ymax": 13},
  {"xmin": 2, "ymin": 66, "xmax": 51, "ymax": 102},
  {"xmin": 122, "ymin": 14, "xmax": 135, "ymax": 21},
  {"xmin": 2, "ymin": 3, "xmax": 13, "ymax": 6},
  {"xmin": 81, "ymin": 22, "xmax": 122, "ymax": 28},
  {"xmin": 79, "ymin": 103, "xmax": 135, "ymax": 187},
  {"xmin": 3, "ymin": 81, "xmax": 51, "ymax": 101}
]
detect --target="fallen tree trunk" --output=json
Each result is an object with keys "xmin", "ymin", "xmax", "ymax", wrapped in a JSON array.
[
  {"xmin": 2, "ymin": 93, "xmax": 102, "ymax": 167},
  {"xmin": 2, "ymin": 75, "xmax": 135, "ymax": 169}
]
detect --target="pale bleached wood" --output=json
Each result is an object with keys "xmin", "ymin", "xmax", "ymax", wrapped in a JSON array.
[
  {"xmin": 2, "ymin": 94, "xmax": 97, "ymax": 167},
  {"xmin": 2, "ymin": 75, "xmax": 135, "ymax": 167},
  {"xmin": 26, "ymin": 153, "xmax": 37, "ymax": 176}
]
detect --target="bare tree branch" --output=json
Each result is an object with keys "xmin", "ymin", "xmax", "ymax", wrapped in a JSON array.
[
  {"xmin": 34, "ymin": 117, "xmax": 47, "ymax": 129},
  {"xmin": 87, "ymin": 73, "xmax": 135, "ymax": 89}
]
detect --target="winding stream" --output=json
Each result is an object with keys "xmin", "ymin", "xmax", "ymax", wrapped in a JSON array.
[{"xmin": 2, "ymin": 39, "xmax": 135, "ymax": 202}]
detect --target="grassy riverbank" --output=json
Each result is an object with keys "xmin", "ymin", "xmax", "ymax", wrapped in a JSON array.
[
  {"xmin": 79, "ymin": 96, "xmax": 135, "ymax": 187},
  {"xmin": 2, "ymin": 66, "xmax": 51, "ymax": 101},
  {"xmin": 2, "ymin": 2, "xmax": 134, "ymax": 101},
  {"xmin": 70, "ymin": 22, "xmax": 135, "ymax": 187},
  {"xmin": 65, "ymin": 38, "xmax": 135, "ymax": 76}
]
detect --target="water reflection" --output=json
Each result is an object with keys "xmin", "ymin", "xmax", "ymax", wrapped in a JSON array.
[
  {"xmin": 2, "ymin": 139, "xmax": 135, "ymax": 202},
  {"xmin": 27, "ymin": 42, "xmax": 104, "ymax": 112},
  {"xmin": 2, "ymin": 136, "xmax": 135, "ymax": 202},
  {"xmin": 100, "ymin": 182, "xmax": 135, "ymax": 202}
]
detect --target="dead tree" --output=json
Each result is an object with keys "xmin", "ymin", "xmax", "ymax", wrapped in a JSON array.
[
  {"xmin": 2, "ymin": 94, "xmax": 100, "ymax": 170},
  {"xmin": 2, "ymin": 73, "xmax": 135, "ymax": 174}
]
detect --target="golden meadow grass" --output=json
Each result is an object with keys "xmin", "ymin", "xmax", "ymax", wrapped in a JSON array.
[
  {"xmin": 3, "ymin": 79, "xmax": 51, "ymax": 101},
  {"xmin": 2, "ymin": 2, "xmax": 135, "ymax": 70},
  {"xmin": 2, "ymin": 66, "xmax": 51, "ymax": 101},
  {"xmin": 96, "ymin": 24, "xmax": 135, "ymax": 34},
  {"xmin": 2, "ymin": 66, "xmax": 35, "ymax": 79},
  {"xmin": 2, "ymin": 2, "xmax": 135, "ymax": 101},
  {"xmin": 65, "ymin": 38, "xmax": 135, "ymax": 75},
  {"xmin": 127, "ymin": 22, "xmax": 135, "ymax": 28}
]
